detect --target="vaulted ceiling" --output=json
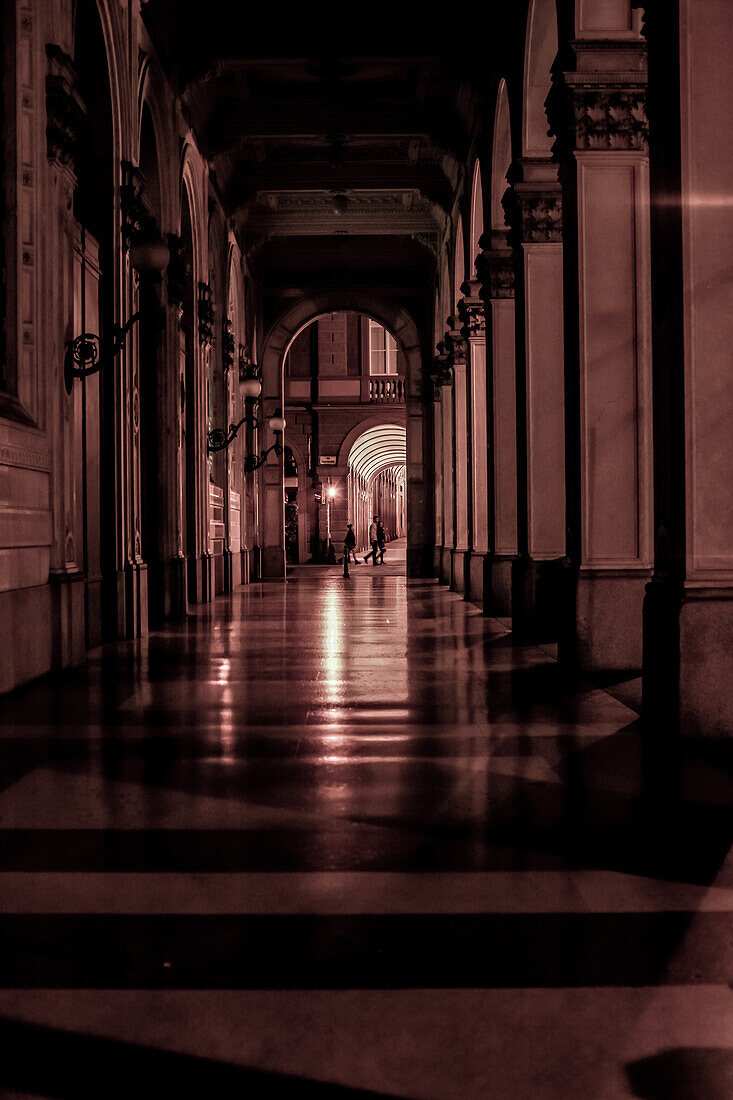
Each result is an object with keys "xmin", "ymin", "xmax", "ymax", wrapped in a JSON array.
[{"xmin": 141, "ymin": 3, "xmax": 515, "ymax": 309}]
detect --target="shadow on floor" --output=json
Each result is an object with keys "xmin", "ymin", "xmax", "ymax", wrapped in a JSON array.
[
  {"xmin": 0, "ymin": 1016, "xmax": 399, "ymax": 1099},
  {"xmin": 626, "ymin": 1047, "xmax": 733, "ymax": 1100}
]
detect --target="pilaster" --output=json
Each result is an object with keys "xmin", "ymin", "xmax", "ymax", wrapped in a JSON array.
[{"xmin": 550, "ymin": 39, "xmax": 653, "ymax": 670}]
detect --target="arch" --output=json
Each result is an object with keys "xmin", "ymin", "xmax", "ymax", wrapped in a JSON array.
[
  {"xmin": 259, "ymin": 291, "xmax": 430, "ymax": 578},
  {"xmin": 469, "ymin": 160, "xmax": 485, "ymax": 263},
  {"xmin": 348, "ymin": 424, "xmax": 407, "ymax": 485},
  {"xmin": 261, "ymin": 291, "xmax": 423, "ymax": 405},
  {"xmin": 523, "ymin": 0, "xmax": 559, "ymax": 158},
  {"xmin": 138, "ymin": 59, "xmax": 176, "ymax": 233},
  {"xmin": 336, "ymin": 413, "xmax": 407, "ymax": 469},
  {"xmin": 138, "ymin": 103, "xmax": 161, "ymax": 225},
  {"xmin": 492, "ymin": 79, "xmax": 513, "ymax": 231},
  {"xmin": 453, "ymin": 214, "xmax": 465, "ymax": 312}
]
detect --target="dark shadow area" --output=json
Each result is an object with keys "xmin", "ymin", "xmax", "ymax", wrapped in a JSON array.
[
  {"xmin": 0, "ymin": 1016, "xmax": 399, "ymax": 1099},
  {"xmin": 626, "ymin": 1047, "xmax": 733, "ymax": 1100}
]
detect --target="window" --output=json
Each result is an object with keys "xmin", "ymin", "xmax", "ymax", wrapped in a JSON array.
[{"xmin": 368, "ymin": 320, "xmax": 397, "ymax": 374}]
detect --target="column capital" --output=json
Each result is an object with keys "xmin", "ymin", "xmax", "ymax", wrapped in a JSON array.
[
  {"xmin": 166, "ymin": 234, "xmax": 189, "ymax": 309},
  {"xmin": 45, "ymin": 45, "xmax": 85, "ymax": 177},
  {"xmin": 503, "ymin": 182, "xmax": 563, "ymax": 244},
  {"xmin": 457, "ymin": 280, "xmax": 485, "ymax": 339},
  {"xmin": 475, "ymin": 237, "xmax": 515, "ymax": 301},
  {"xmin": 443, "ymin": 318, "xmax": 468, "ymax": 369},
  {"xmin": 121, "ymin": 161, "xmax": 148, "ymax": 248},
  {"xmin": 548, "ymin": 41, "xmax": 649, "ymax": 155},
  {"xmin": 197, "ymin": 282, "xmax": 215, "ymax": 347}
]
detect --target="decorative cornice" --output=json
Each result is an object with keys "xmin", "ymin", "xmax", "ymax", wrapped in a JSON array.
[
  {"xmin": 475, "ymin": 237, "xmax": 515, "ymax": 300},
  {"xmin": 197, "ymin": 282, "xmax": 215, "ymax": 347},
  {"xmin": 45, "ymin": 45, "xmax": 85, "ymax": 174}
]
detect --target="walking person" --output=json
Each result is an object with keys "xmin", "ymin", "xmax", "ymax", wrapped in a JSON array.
[
  {"xmin": 377, "ymin": 520, "xmax": 387, "ymax": 565},
  {"xmin": 364, "ymin": 516, "xmax": 380, "ymax": 565},
  {"xmin": 339, "ymin": 523, "xmax": 359, "ymax": 565}
]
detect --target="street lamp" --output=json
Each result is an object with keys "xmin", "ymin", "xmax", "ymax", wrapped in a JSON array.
[
  {"xmin": 64, "ymin": 216, "xmax": 170, "ymax": 393},
  {"xmin": 207, "ymin": 360, "xmax": 264, "ymax": 453}
]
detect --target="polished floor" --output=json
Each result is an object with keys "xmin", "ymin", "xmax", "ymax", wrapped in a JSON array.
[{"xmin": 0, "ymin": 548, "xmax": 732, "ymax": 1098}]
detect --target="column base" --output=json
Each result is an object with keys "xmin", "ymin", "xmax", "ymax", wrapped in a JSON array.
[
  {"xmin": 124, "ymin": 562, "xmax": 149, "ymax": 639},
  {"xmin": 450, "ymin": 549, "xmax": 468, "ymax": 595},
  {"xmin": 187, "ymin": 553, "xmax": 213, "ymax": 604},
  {"xmin": 512, "ymin": 556, "xmax": 568, "ymax": 641},
  {"xmin": 568, "ymin": 569, "xmax": 649, "ymax": 672},
  {"xmin": 147, "ymin": 556, "xmax": 188, "ymax": 624},
  {"xmin": 643, "ymin": 579, "xmax": 733, "ymax": 737},
  {"xmin": 489, "ymin": 554, "xmax": 515, "ymax": 617},
  {"xmin": 465, "ymin": 551, "xmax": 489, "ymax": 611},
  {"xmin": 439, "ymin": 547, "xmax": 453, "ymax": 586},
  {"xmin": 261, "ymin": 546, "xmax": 285, "ymax": 579},
  {"xmin": 407, "ymin": 544, "xmax": 434, "ymax": 578}
]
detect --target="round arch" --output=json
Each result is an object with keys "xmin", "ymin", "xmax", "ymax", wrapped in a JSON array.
[
  {"xmin": 469, "ymin": 160, "xmax": 485, "ymax": 264},
  {"xmin": 492, "ymin": 79, "xmax": 513, "ymax": 231},
  {"xmin": 259, "ymin": 291, "xmax": 432, "ymax": 579},
  {"xmin": 523, "ymin": 0, "xmax": 559, "ymax": 158}
]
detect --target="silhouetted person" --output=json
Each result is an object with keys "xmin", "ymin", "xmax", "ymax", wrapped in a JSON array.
[
  {"xmin": 377, "ymin": 520, "xmax": 387, "ymax": 564},
  {"xmin": 364, "ymin": 516, "xmax": 380, "ymax": 565},
  {"xmin": 339, "ymin": 523, "xmax": 358, "ymax": 564}
]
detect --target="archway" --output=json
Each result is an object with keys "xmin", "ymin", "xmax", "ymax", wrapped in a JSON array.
[
  {"xmin": 260, "ymin": 293, "xmax": 430, "ymax": 578},
  {"xmin": 348, "ymin": 423, "xmax": 407, "ymax": 567}
]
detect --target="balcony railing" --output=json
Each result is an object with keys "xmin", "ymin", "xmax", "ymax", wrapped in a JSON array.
[{"xmin": 369, "ymin": 376, "xmax": 405, "ymax": 403}]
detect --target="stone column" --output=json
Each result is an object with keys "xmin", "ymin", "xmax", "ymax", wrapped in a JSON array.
[
  {"xmin": 432, "ymin": 385, "xmax": 443, "ymax": 575},
  {"xmin": 45, "ymin": 46, "xmax": 87, "ymax": 669},
  {"xmin": 458, "ymin": 281, "xmax": 490, "ymax": 609},
  {"xmin": 643, "ymin": 0, "xmax": 733, "ymax": 736},
  {"xmin": 505, "ymin": 161, "xmax": 567, "ymax": 637},
  {"xmin": 445, "ymin": 319, "xmax": 469, "ymax": 594},
  {"xmin": 476, "ymin": 235, "xmax": 518, "ymax": 616},
  {"xmin": 551, "ymin": 39, "xmax": 653, "ymax": 670},
  {"xmin": 439, "ymin": 354, "xmax": 455, "ymax": 587}
]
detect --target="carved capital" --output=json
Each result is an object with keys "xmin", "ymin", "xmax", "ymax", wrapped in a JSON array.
[
  {"xmin": 457, "ymin": 280, "xmax": 485, "ymax": 339},
  {"xmin": 548, "ymin": 42, "xmax": 649, "ymax": 154},
  {"xmin": 443, "ymin": 319, "xmax": 467, "ymax": 369},
  {"xmin": 45, "ymin": 46, "xmax": 85, "ymax": 174},
  {"xmin": 222, "ymin": 318, "xmax": 236, "ymax": 373},
  {"xmin": 430, "ymin": 342, "xmax": 454, "ymax": 397},
  {"xmin": 503, "ymin": 183, "xmax": 563, "ymax": 244},
  {"xmin": 197, "ymin": 282, "xmax": 215, "ymax": 347},
  {"xmin": 166, "ymin": 234, "xmax": 189, "ymax": 308},
  {"xmin": 475, "ymin": 239, "xmax": 515, "ymax": 300},
  {"xmin": 121, "ymin": 161, "xmax": 148, "ymax": 247}
]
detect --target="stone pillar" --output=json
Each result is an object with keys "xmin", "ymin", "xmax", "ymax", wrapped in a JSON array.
[
  {"xmin": 445, "ymin": 319, "xmax": 469, "ymax": 594},
  {"xmin": 476, "ymin": 236, "xmax": 518, "ymax": 616},
  {"xmin": 505, "ymin": 160, "xmax": 567, "ymax": 637},
  {"xmin": 551, "ymin": 38, "xmax": 653, "ymax": 670},
  {"xmin": 432, "ymin": 388, "xmax": 443, "ymax": 574},
  {"xmin": 260, "ymin": 399, "xmax": 286, "ymax": 578},
  {"xmin": 643, "ymin": 0, "xmax": 733, "ymax": 736},
  {"xmin": 187, "ymin": 281, "xmax": 214, "ymax": 601},
  {"xmin": 458, "ymin": 281, "xmax": 490, "ymax": 610},
  {"xmin": 440, "ymin": 364, "xmax": 455, "ymax": 586},
  {"xmin": 45, "ymin": 46, "xmax": 87, "ymax": 670}
]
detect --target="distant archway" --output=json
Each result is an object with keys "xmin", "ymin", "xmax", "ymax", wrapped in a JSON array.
[
  {"xmin": 523, "ymin": 0, "xmax": 558, "ymax": 158},
  {"xmin": 260, "ymin": 292, "xmax": 431, "ymax": 578}
]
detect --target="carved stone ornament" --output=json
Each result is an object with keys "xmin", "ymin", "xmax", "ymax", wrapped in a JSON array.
[
  {"xmin": 475, "ymin": 245, "xmax": 515, "ymax": 301},
  {"xmin": 457, "ymin": 280, "xmax": 485, "ymax": 339},
  {"xmin": 443, "ymin": 320, "xmax": 467, "ymax": 369},
  {"xmin": 197, "ymin": 282, "xmax": 215, "ymax": 347},
  {"xmin": 222, "ymin": 318, "xmax": 236, "ymax": 373},
  {"xmin": 570, "ymin": 86, "xmax": 648, "ymax": 151},
  {"xmin": 45, "ymin": 46, "xmax": 86, "ymax": 173},
  {"xmin": 503, "ymin": 185, "xmax": 563, "ymax": 244},
  {"xmin": 121, "ymin": 161, "xmax": 148, "ymax": 247},
  {"xmin": 430, "ymin": 343, "xmax": 454, "ymax": 397},
  {"xmin": 166, "ymin": 233, "xmax": 189, "ymax": 308}
]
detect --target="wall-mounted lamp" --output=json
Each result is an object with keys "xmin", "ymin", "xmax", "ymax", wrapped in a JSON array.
[
  {"xmin": 207, "ymin": 351, "xmax": 267, "ymax": 453},
  {"xmin": 208, "ymin": 406, "xmax": 286, "ymax": 470},
  {"xmin": 64, "ymin": 217, "xmax": 170, "ymax": 393}
]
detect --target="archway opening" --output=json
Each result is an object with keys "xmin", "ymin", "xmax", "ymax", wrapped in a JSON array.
[{"xmin": 283, "ymin": 311, "xmax": 407, "ymax": 569}]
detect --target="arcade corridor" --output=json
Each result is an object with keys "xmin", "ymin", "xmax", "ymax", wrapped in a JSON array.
[{"xmin": 0, "ymin": 570, "xmax": 731, "ymax": 1098}]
